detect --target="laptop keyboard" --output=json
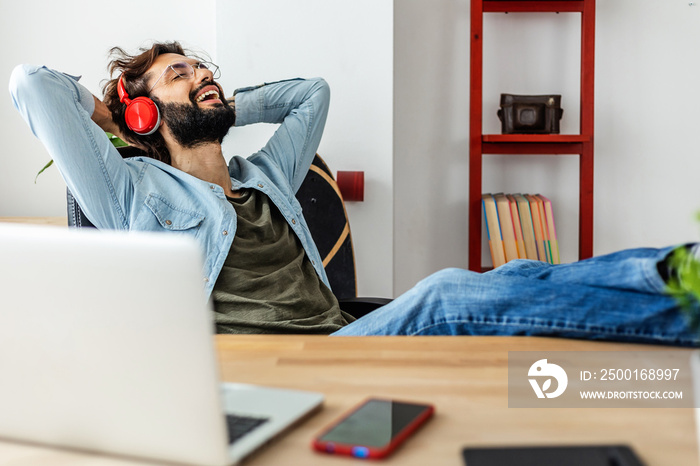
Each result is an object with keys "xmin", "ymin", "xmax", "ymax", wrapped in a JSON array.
[{"xmin": 225, "ymin": 414, "xmax": 270, "ymax": 445}]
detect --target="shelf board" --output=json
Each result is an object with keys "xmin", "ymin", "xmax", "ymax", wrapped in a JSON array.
[
  {"xmin": 482, "ymin": 134, "xmax": 591, "ymax": 143},
  {"xmin": 484, "ymin": 1, "xmax": 585, "ymax": 13}
]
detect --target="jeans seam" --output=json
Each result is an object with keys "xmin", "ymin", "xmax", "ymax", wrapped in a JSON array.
[{"xmin": 408, "ymin": 317, "xmax": 696, "ymax": 344}]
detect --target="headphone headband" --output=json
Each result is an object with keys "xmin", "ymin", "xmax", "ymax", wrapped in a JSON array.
[{"xmin": 117, "ymin": 76, "xmax": 131, "ymax": 105}]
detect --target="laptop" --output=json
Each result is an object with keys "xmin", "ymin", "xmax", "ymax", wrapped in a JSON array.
[{"xmin": 0, "ymin": 223, "xmax": 323, "ymax": 465}]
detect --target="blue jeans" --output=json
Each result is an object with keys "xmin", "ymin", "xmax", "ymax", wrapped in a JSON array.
[{"xmin": 332, "ymin": 247, "xmax": 700, "ymax": 346}]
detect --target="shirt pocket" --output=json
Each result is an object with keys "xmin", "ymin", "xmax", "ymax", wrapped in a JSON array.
[{"xmin": 145, "ymin": 194, "xmax": 205, "ymax": 231}]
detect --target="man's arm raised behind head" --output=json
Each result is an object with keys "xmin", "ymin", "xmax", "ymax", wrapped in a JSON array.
[
  {"xmin": 91, "ymin": 95, "xmax": 123, "ymax": 139},
  {"xmin": 233, "ymin": 78, "xmax": 330, "ymax": 194},
  {"xmin": 9, "ymin": 65, "xmax": 135, "ymax": 230}
]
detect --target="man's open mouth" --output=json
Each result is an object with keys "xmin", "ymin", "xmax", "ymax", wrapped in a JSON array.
[{"xmin": 195, "ymin": 86, "xmax": 222, "ymax": 104}]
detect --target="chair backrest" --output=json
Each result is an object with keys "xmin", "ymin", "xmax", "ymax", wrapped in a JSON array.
[
  {"xmin": 66, "ymin": 149, "xmax": 358, "ymax": 299},
  {"xmin": 295, "ymin": 155, "xmax": 357, "ymax": 299}
]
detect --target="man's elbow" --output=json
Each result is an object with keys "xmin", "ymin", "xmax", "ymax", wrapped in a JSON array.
[
  {"xmin": 8, "ymin": 64, "xmax": 50, "ymax": 110},
  {"xmin": 10, "ymin": 65, "xmax": 38, "ymax": 96},
  {"xmin": 309, "ymin": 77, "xmax": 330, "ymax": 113},
  {"xmin": 311, "ymin": 77, "xmax": 330, "ymax": 99}
]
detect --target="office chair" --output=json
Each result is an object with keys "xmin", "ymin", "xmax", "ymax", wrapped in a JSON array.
[
  {"xmin": 66, "ymin": 147, "xmax": 390, "ymax": 319},
  {"xmin": 294, "ymin": 154, "xmax": 391, "ymax": 318}
]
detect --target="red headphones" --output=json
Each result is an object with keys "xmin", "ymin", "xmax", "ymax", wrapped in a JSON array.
[{"xmin": 117, "ymin": 76, "xmax": 161, "ymax": 136}]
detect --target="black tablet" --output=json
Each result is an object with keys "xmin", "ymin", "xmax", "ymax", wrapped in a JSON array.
[{"xmin": 462, "ymin": 445, "xmax": 644, "ymax": 466}]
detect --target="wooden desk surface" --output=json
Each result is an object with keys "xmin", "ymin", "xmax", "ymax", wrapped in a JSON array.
[
  {"xmin": 0, "ymin": 216, "xmax": 67, "ymax": 227},
  {"xmin": 0, "ymin": 336, "xmax": 694, "ymax": 465},
  {"xmin": 216, "ymin": 336, "xmax": 698, "ymax": 466}
]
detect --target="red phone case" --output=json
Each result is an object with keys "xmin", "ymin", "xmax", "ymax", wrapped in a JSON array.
[{"xmin": 311, "ymin": 398, "xmax": 434, "ymax": 459}]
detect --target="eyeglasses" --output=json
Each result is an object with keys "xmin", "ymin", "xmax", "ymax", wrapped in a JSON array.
[{"xmin": 148, "ymin": 61, "xmax": 221, "ymax": 93}]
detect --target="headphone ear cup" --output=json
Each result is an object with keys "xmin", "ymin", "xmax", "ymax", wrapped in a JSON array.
[{"xmin": 124, "ymin": 96, "xmax": 161, "ymax": 136}]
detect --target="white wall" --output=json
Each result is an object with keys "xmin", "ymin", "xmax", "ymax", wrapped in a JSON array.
[
  {"xmin": 216, "ymin": 0, "xmax": 394, "ymax": 298},
  {"xmin": 394, "ymin": 0, "xmax": 700, "ymax": 294},
  {"xmin": 394, "ymin": 0, "xmax": 472, "ymax": 294},
  {"xmin": 595, "ymin": 1, "xmax": 700, "ymax": 249}
]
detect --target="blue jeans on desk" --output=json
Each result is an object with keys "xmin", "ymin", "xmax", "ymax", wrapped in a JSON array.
[{"xmin": 332, "ymin": 247, "xmax": 700, "ymax": 346}]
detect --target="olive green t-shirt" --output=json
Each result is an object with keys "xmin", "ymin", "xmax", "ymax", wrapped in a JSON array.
[{"xmin": 211, "ymin": 189, "xmax": 354, "ymax": 334}]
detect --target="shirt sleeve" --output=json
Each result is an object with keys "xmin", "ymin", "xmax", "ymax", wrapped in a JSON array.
[
  {"xmin": 9, "ymin": 65, "xmax": 134, "ymax": 230},
  {"xmin": 232, "ymin": 78, "xmax": 330, "ymax": 193}
]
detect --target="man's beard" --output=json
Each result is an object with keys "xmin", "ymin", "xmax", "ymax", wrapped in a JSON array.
[{"xmin": 154, "ymin": 89, "xmax": 235, "ymax": 149}]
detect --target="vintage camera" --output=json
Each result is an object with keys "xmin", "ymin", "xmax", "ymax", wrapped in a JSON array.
[{"xmin": 497, "ymin": 94, "xmax": 563, "ymax": 134}]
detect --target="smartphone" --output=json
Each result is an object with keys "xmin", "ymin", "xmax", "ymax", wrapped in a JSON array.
[{"xmin": 312, "ymin": 398, "xmax": 434, "ymax": 459}]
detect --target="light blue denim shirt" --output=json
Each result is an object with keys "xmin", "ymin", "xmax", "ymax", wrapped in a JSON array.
[{"xmin": 9, "ymin": 65, "xmax": 331, "ymax": 300}]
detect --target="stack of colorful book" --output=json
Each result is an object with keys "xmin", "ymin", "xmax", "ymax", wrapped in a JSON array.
[{"xmin": 482, "ymin": 193, "xmax": 560, "ymax": 268}]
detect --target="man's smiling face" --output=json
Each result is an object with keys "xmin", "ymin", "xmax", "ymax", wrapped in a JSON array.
[
  {"xmin": 146, "ymin": 53, "xmax": 225, "ymax": 107},
  {"xmin": 145, "ymin": 53, "xmax": 236, "ymax": 148}
]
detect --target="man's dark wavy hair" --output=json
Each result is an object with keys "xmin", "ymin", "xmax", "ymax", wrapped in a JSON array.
[{"xmin": 102, "ymin": 41, "xmax": 201, "ymax": 165}]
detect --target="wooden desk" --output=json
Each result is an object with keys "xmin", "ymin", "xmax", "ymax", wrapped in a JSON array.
[
  {"xmin": 0, "ymin": 336, "xmax": 696, "ymax": 465},
  {"xmin": 0, "ymin": 216, "xmax": 67, "ymax": 227}
]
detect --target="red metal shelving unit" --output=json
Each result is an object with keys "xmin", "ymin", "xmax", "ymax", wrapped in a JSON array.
[{"xmin": 468, "ymin": 0, "xmax": 596, "ymax": 271}]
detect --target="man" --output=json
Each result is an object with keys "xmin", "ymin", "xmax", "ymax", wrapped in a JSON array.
[{"xmin": 9, "ymin": 41, "xmax": 700, "ymax": 344}]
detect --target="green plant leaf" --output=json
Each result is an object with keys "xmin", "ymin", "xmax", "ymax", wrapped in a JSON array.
[
  {"xmin": 106, "ymin": 132, "xmax": 129, "ymax": 148},
  {"xmin": 34, "ymin": 159, "xmax": 54, "ymax": 184},
  {"xmin": 666, "ymin": 245, "xmax": 700, "ymax": 333}
]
